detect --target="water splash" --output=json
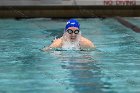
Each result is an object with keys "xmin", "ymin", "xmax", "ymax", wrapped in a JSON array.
[
  {"xmin": 62, "ymin": 41, "xmax": 80, "ymax": 50},
  {"xmin": 61, "ymin": 32, "xmax": 81, "ymax": 50}
]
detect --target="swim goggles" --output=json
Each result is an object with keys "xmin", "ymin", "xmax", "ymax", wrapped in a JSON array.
[{"xmin": 66, "ymin": 29, "xmax": 80, "ymax": 34}]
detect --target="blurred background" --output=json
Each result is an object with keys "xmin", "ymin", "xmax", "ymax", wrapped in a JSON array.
[{"xmin": 0, "ymin": 0, "xmax": 140, "ymax": 18}]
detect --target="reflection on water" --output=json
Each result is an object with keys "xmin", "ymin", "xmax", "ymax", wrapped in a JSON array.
[{"xmin": 49, "ymin": 50, "xmax": 115, "ymax": 93}]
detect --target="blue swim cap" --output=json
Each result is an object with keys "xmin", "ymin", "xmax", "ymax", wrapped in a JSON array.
[{"xmin": 65, "ymin": 19, "xmax": 80, "ymax": 31}]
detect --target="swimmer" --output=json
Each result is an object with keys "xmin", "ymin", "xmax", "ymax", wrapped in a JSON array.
[{"xmin": 43, "ymin": 19, "xmax": 95, "ymax": 51}]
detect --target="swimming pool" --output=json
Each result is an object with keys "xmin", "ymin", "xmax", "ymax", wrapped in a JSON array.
[
  {"xmin": 0, "ymin": 18, "xmax": 140, "ymax": 93},
  {"xmin": 125, "ymin": 17, "xmax": 140, "ymax": 28}
]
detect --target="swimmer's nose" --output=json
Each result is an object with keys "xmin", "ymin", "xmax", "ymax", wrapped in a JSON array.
[{"xmin": 71, "ymin": 33, "xmax": 76, "ymax": 36}]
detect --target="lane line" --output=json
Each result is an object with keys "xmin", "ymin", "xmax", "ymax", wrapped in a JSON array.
[{"xmin": 115, "ymin": 16, "xmax": 140, "ymax": 33}]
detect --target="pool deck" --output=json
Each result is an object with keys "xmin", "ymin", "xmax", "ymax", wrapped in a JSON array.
[{"xmin": 0, "ymin": 5, "xmax": 140, "ymax": 18}]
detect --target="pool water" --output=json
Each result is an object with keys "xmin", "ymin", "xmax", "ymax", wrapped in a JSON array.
[
  {"xmin": 0, "ymin": 18, "xmax": 140, "ymax": 93},
  {"xmin": 125, "ymin": 17, "xmax": 140, "ymax": 28}
]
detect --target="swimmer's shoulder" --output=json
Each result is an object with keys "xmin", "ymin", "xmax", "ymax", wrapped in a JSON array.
[
  {"xmin": 80, "ymin": 36, "xmax": 96, "ymax": 48},
  {"xmin": 43, "ymin": 37, "xmax": 62, "ymax": 51},
  {"xmin": 50, "ymin": 37, "xmax": 63, "ymax": 48}
]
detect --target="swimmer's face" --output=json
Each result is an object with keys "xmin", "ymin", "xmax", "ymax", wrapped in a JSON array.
[{"xmin": 66, "ymin": 27, "xmax": 80, "ymax": 42}]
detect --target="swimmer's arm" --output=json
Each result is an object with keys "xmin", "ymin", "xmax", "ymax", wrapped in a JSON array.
[
  {"xmin": 42, "ymin": 46, "xmax": 52, "ymax": 51},
  {"xmin": 87, "ymin": 38, "xmax": 96, "ymax": 48},
  {"xmin": 85, "ymin": 40, "xmax": 96, "ymax": 48},
  {"xmin": 90, "ymin": 42, "xmax": 96, "ymax": 48},
  {"xmin": 43, "ymin": 38, "xmax": 62, "ymax": 51},
  {"xmin": 80, "ymin": 37, "xmax": 96, "ymax": 48}
]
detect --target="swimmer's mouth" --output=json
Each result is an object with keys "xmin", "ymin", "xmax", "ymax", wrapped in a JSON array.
[
  {"xmin": 71, "ymin": 37, "xmax": 76, "ymax": 39},
  {"xmin": 71, "ymin": 36, "xmax": 76, "ymax": 39}
]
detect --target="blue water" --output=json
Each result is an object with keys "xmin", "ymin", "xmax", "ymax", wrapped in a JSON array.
[
  {"xmin": 0, "ymin": 18, "xmax": 140, "ymax": 93},
  {"xmin": 125, "ymin": 17, "xmax": 140, "ymax": 28}
]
